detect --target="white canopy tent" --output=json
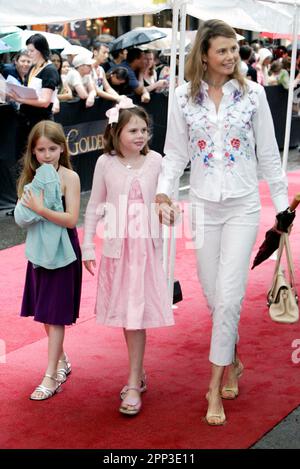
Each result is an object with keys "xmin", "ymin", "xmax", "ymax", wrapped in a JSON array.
[
  {"xmin": 0, "ymin": 0, "xmax": 170, "ymax": 26},
  {"xmin": 187, "ymin": 0, "xmax": 297, "ymax": 34}
]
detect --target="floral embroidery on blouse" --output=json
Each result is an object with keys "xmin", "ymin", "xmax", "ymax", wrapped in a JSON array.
[
  {"xmin": 224, "ymin": 138, "xmax": 239, "ymax": 167},
  {"xmin": 197, "ymin": 139, "xmax": 214, "ymax": 168},
  {"xmin": 178, "ymin": 81, "xmax": 259, "ymax": 172},
  {"xmin": 233, "ymin": 89, "xmax": 242, "ymax": 103},
  {"xmin": 195, "ymin": 89, "xmax": 205, "ymax": 105}
]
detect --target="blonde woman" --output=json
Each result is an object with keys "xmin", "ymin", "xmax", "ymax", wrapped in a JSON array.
[{"xmin": 156, "ymin": 19, "xmax": 288, "ymax": 425}]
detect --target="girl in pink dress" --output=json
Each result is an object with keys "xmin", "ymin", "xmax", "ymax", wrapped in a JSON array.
[{"xmin": 82, "ymin": 99, "xmax": 175, "ymax": 416}]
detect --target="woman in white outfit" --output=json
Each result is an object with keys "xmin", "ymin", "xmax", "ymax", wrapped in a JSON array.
[{"xmin": 156, "ymin": 19, "xmax": 288, "ymax": 426}]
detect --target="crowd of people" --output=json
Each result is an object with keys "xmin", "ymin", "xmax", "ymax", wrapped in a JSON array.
[
  {"xmin": 0, "ymin": 35, "xmax": 170, "ymax": 109},
  {"xmin": 0, "ymin": 32, "xmax": 171, "ymax": 172},
  {"xmin": 238, "ymin": 41, "xmax": 300, "ymax": 113},
  {"xmin": 1, "ymin": 31, "xmax": 300, "ymax": 141}
]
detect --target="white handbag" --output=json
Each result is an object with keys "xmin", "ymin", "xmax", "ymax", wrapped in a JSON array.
[{"xmin": 267, "ymin": 233, "xmax": 299, "ymax": 324}]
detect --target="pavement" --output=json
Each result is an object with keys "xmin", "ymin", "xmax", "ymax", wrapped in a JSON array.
[{"xmin": 1, "ymin": 147, "xmax": 300, "ymax": 448}]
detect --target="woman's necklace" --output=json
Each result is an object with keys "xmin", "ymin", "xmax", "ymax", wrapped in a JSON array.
[{"xmin": 28, "ymin": 61, "xmax": 47, "ymax": 85}]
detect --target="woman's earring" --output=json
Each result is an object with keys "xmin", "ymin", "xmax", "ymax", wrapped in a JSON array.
[{"xmin": 202, "ymin": 61, "xmax": 207, "ymax": 72}]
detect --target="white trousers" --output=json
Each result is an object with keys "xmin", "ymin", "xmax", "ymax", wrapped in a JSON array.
[{"xmin": 190, "ymin": 191, "xmax": 260, "ymax": 366}]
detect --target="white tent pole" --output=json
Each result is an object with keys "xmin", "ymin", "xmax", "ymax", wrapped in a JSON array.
[
  {"xmin": 167, "ymin": 1, "xmax": 187, "ymax": 298},
  {"xmin": 178, "ymin": 1, "xmax": 187, "ymax": 85},
  {"xmin": 167, "ymin": 1, "xmax": 181, "ymax": 117},
  {"xmin": 162, "ymin": 0, "xmax": 180, "ymax": 277},
  {"xmin": 282, "ymin": 4, "xmax": 299, "ymax": 171}
]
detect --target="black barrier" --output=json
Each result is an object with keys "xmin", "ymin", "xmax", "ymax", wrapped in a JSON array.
[
  {"xmin": 0, "ymin": 87, "xmax": 299, "ymax": 210},
  {"xmin": 54, "ymin": 97, "xmax": 112, "ymax": 192},
  {"xmin": 265, "ymin": 85, "xmax": 300, "ymax": 150},
  {"xmin": 0, "ymin": 104, "xmax": 20, "ymax": 210}
]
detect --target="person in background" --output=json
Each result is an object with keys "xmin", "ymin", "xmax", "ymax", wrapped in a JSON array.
[
  {"xmin": 7, "ymin": 34, "xmax": 60, "ymax": 130},
  {"xmin": 1, "ymin": 49, "xmax": 32, "ymax": 85},
  {"xmin": 156, "ymin": 53, "xmax": 170, "ymax": 81},
  {"xmin": 57, "ymin": 60, "xmax": 73, "ymax": 102},
  {"xmin": 50, "ymin": 51, "xmax": 63, "ymax": 75},
  {"xmin": 91, "ymin": 42, "xmax": 125, "ymax": 103},
  {"xmin": 142, "ymin": 50, "xmax": 169, "ymax": 93},
  {"xmin": 239, "ymin": 45, "xmax": 257, "ymax": 82},
  {"xmin": 15, "ymin": 120, "xmax": 82, "ymax": 401},
  {"xmin": 64, "ymin": 54, "xmax": 96, "ymax": 108},
  {"xmin": 119, "ymin": 48, "xmax": 150, "ymax": 103},
  {"xmin": 105, "ymin": 48, "xmax": 128, "ymax": 72},
  {"xmin": 5, "ymin": 34, "xmax": 60, "ymax": 216},
  {"xmin": 256, "ymin": 47, "xmax": 273, "ymax": 86},
  {"xmin": 155, "ymin": 19, "xmax": 288, "ymax": 426},
  {"xmin": 106, "ymin": 66, "xmax": 130, "ymax": 96},
  {"xmin": 274, "ymin": 45, "xmax": 289, "ymax": 61},
  {"xmin": 267, "ymin": 60, "xmax": 283, "ymax": 86},
  {"xmin": 50, "ymin": 51, "xmax": 72, "ymax": 113},
  {"xmin": 92, "ymin": 42, "xmax": 110, "ymax": 69}
]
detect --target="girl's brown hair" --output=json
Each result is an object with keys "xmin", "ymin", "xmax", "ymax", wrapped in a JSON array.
[
  {"xmin": 103, "ymin": 106, "xmax": 150, "ymax": 157},
  {"xmin": 185, "ymin": 19, "xmax": 246, "ymax": 102},
  {"xmin": 17, "ymin": 120, "xmax": 72, "ymax": 197}
]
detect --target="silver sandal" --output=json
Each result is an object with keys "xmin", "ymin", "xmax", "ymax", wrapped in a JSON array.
[
  {"xmin": 56, "ymin": 354, "xmax": 72, "ymax": 384},
  {"xmin": 30, "ymin": 374, "xmax": 61, "ymax": 401}
]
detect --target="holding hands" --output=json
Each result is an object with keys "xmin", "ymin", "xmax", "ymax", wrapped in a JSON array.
[{"xmin": 155, "ymin": 193, "xmax": 181, "ymax": 226}]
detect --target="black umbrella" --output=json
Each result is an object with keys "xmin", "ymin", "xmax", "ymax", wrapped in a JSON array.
[
  {"xmin": 251, "ymin": 195, "xmax": 300, "ymax": 269},
  {"xmin": 109, "ymin": 28, "xmax": 167, "ymax": 52}
]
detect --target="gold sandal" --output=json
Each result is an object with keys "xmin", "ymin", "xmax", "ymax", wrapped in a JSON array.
[
  {"xmin": 205, "ymin": 392, "xmax": 226, "ymax": 426},
  {"xmin": 221, "ymin": 361, "xmax": 244, "ymax": 400},
  {"xmin": 119, "ymin": 386, "xmax": 142, "ymax": 416}
]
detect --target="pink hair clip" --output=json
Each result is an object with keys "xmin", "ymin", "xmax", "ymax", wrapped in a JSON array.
[{"xmin": 105, "ymin": 97, "xmax": 136, "ymax": 124}]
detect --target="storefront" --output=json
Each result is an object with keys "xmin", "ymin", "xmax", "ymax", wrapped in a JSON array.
[{"xmin": 32, "ymin": 11, "xmax": 200, "ymax": 47}]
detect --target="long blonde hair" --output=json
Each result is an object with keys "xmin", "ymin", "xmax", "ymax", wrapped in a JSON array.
[
  {"xmin": 17, "ymin": 120, "xmax": 72, "ymax": 197},
  {"xmin": 185, "ymin": 19, "xmax": 246, "ymax": 102}
]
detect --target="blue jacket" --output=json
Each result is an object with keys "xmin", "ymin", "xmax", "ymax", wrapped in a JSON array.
[{"xmin": 14, "ymin": 164, "xmax": 76, "ymax": 269}]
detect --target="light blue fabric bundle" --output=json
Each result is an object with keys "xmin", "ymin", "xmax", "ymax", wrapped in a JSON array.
[{"xmin": 14, "ymin": 164, "xmax": 76, "ymax": 269}]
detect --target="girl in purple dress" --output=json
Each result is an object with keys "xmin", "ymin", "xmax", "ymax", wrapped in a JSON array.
[
  {"xmin": 16, "ymin": 120, "xmax": 82, "ymax": 401},
  {"xmin": 82, "ymin": 99, "xmax": 176, "ymax": 416}
]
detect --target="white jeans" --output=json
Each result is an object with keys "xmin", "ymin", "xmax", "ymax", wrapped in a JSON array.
[{"xmin": 190, "ymin": 191, "xmax": 260, "ymax": 366}]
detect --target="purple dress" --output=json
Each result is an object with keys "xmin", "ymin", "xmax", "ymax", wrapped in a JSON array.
[{"xmin": 20, "ymin": 197, "xmax": 82, "ymax": 325}]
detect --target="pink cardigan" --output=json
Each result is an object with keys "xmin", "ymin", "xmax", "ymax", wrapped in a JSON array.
[{"xmin": 82, "ymin": 151, "xmax": 163, "ymax": 260}]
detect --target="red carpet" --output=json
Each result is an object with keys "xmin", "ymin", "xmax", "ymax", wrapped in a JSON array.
[{"xmin": 1, "ymin": 172, "xmax": 300, "ymax": 449}]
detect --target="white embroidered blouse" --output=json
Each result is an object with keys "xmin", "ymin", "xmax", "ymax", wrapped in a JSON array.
[{"xmin": 157, "ymin": 79, "xmax": 288, "ymax": 213}]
